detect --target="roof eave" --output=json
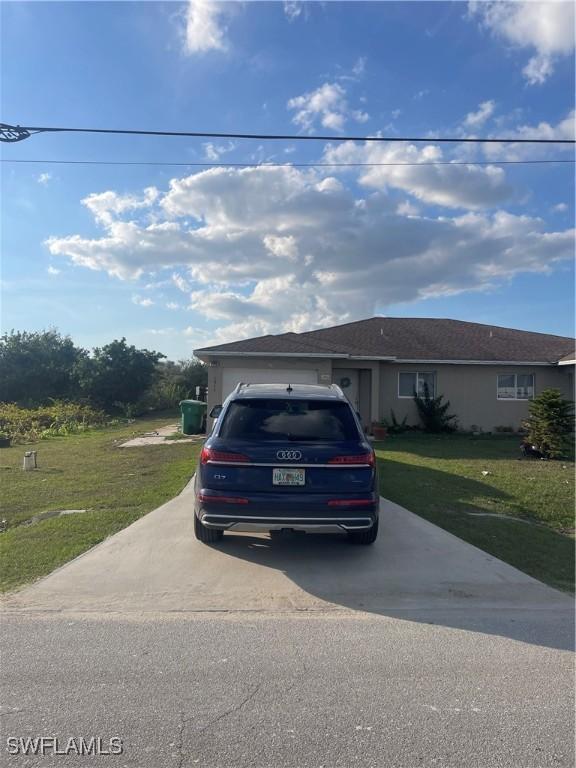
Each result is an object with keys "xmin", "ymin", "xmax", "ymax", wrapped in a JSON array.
[
  {"xmin": 195, "ymin": 350, "xmax": 563, "ymax": 366},
  {"xmin": 349, "ymin": 355, "xmax": 396, "ymax": 361},
  {"xmin": 194, "ymin": 350, "xmax": 350, "ymax": 359},
  {"xmin": 394, "ymin": 358, "xmax": 557, "ymax": 366}
]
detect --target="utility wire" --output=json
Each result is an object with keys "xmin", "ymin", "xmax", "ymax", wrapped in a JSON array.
[
  {"xmin": 2, "ymin": 158, "xmax": 574, "ymax": 168},
  {"xmin": 1, "ymin": 122, "xmax": 575, "ymax": 145}
]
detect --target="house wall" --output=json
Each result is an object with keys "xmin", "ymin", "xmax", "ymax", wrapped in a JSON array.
[
  {"xmin": 379, "ymin": 362, "xmax": 571, "ymax": 432},
  {"xmin": 202, "ymin": 354, "xmax": 572, "ymax": 434}
]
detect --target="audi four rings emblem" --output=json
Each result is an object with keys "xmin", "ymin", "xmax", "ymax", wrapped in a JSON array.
[{"xmin": 276, "ymin": 450, "xmax": 302, "ymax": 460}]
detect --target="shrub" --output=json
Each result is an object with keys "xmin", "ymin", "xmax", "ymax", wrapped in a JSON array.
[
  {"xmin": 522, "ymin": 389, "xmax": 574, "ymax": 459},
  {"xmin": 381, "ymin": 410, "xmax": 412, "ymax": 434},
  {"xmin": 136, "ymin": 380, "xmax": 188, "ymax": 414},
  {"xmin": 0, "ymin": 401, "xmax": 108, "ymax": 443},
  {"xmin": 414, "ymin": 384, "xmax": 457, "ymax": 433}
]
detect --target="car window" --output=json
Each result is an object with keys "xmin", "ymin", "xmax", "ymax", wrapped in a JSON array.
[{"xmin": 219, "ymin": 399, "xmax": 360, "ymax": 442}]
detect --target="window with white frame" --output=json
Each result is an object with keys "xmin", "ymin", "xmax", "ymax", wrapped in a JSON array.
[
  {"xmin": 497, "ymin": 373, "xmax": 534, "ymax": 400},
  {"xmin": 398, "ymin": 372, "xmax": 436, "ymax": 398}
]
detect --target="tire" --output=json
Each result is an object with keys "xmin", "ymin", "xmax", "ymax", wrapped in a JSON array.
[
  {"xmin": 347, "ymin": 519, "xmax": 379, "ymax": 545},
  {"xmin": 194, "ymin": 514, "xmax": 224, "ymax": 544}
]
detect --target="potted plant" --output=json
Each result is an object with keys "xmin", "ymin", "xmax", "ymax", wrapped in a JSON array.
[
  {"xmin": 0, "ymin": 431, "xmax": 11, "ymax": 448},
  {"xmin": 371, "ymin": 422, "xmax": 388, "ymax": 441}
]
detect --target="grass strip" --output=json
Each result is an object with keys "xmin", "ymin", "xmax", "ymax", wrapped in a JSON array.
[
  {"xmin": 0, "ymin": 413, "xmax": 201, "ymax": 591},
  {"xmin": 376, "ymin": 433, "xmax": 574, "ymax": 593}
]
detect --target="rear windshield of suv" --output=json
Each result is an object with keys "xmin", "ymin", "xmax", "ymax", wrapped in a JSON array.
[{"xmin": 219, "ymin": 398, "xmax": 360, "ymax": 442}]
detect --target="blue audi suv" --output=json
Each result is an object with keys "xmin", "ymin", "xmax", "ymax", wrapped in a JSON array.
[{"xmin": 193, "ymin": 383, "xmax": 379, "ymax": 545}]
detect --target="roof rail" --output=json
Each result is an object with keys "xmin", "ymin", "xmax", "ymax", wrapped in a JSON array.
[{"xmin": 234, "ymin": 381, "xmax": 244, "ymax": 394}]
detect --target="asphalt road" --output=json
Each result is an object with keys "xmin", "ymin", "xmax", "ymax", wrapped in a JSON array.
[{"xmin": 1, "ymin": 485, "xmax": 574, "ymax": 767}]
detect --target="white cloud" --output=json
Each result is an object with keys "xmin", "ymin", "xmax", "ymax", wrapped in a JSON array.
[
  {"xmin": 83, "ymin": 187, "xmax": 158, "ymax": 225},
  {"xmin": 263, "ymin": 234, "xmax": 299, "ymax": 261},
  {"xmin": 132, "ymin": 295, "xmax": 155, "ymax": 307},
  {"xmin": 283, "ymin": 1, "xmax": 304, "ymax": 21},
  {"xmin": 511, "ymin": 109, "xmax": 575, "ymax": 141},
  {"xmin": 464, "ymin": 100, "xmax": 496, "ymax": 129},
  {"xmin": 184, "ymin": 0, "xmax": 229, "ymax": 54},
  {"xmin": 47, "ymin": 265, "xmax": 60, "ymax": 275},
  {"xmin": 37, "ymin": 173, "xmax": 52, "ymax": 186},
  {"xmin": 469, "ymin": 1, "xmax": 575, "ymax": 84},
  {"xmin": 166, "ymin": 301, "xmax": 181, "ymax": 310},
  {"xmin": 481, "ymin": 108, "xmax": 575, "ymax": 160},
  {"xmin": 352, "ymin": 56, "xmax": 366, "ymax": 78},
  {"xmin": 46, "ymin": 165, "xmax": 573, "ymax": 337},
  {"xmin": 351, "ymin": 110, "xmax": 369, "ymax": 124},
  {"xmin": 522, "ymin": 53, "xmax": 554, "ymax": 85},
  {"xmin": 203, "ymin": 141, "xmax": 236, "ymax": 161},
  {"xmin": 182, "ymin": 326, "xmax": 214, "ymax": 349},
  {"xmin": 323, "ymin": 140, "xmax": 512, "ymax": 209},
  {"xmin": 339, "ymin": 57, "xmax": 368, "ymax": 82},
  {"xmin": 189, "ymin": 289, "xmax": 269, "ymax": 320},
  {"xmin": 396, "ymin": 200, "xmax": 420, "ymax": 216},
  {"xmin": 172, "ymin": 273, "xmax": 191, "ymax": 293},
  {"xmin": 287, "ymin": 82, "xmax": 369, "ymax": 133}
]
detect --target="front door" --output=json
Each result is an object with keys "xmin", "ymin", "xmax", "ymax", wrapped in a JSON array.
[{"xmin": 333, "ymin": 369, "xmax": 359, "ymax": 412}]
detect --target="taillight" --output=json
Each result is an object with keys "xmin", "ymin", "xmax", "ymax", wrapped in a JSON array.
[
  {"xmin": 201, "ymin": 447, "xmax": 250, "ymax": 464},
  {"xmin": 328, "ymin": 452, "xmax": 375, "ymax": 467},
  {"xmin": 197, "ymin": 493, "xmax": 249, "ymax": 505},
  {"xmin": 328, "ymin": 499, "xmax": 375, "ymax": 506}
]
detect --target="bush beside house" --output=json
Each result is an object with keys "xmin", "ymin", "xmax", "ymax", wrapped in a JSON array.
[{"xmin": 523, "ymin": 388, "xmax": 574, "ymax": 459}]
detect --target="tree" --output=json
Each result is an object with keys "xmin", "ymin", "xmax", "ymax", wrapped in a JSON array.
[
  {"xmin": 175, "ymin": 357, "xmax": 207, "ymax": 396},
  {"xmin": 523, "ymin": 388, "xmax": 574, "ymax": 459},
  {"xmin": 0, "ymin": 329, "xmax": 85, "ymax": 406},
  {"xmin": 414, "ymin": 383, "xmax": 457, "ymax": 433},
  {"xmin": 75, "ymin": 338, "xmax": 165, "ymax": 411},
  {"xmin": 137, "ymin": 358, "xmax": 207, "ymax": 412}
]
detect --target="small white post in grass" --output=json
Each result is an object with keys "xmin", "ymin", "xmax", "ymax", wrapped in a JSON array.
[{"xmin": 23, "ymin": 451, "xmax": 36, "ymax": 471}]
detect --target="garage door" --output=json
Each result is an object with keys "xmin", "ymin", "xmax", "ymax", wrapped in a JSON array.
[{"xmin": 222, "ymin": 368, "xmax": 318, "ymax": 399}]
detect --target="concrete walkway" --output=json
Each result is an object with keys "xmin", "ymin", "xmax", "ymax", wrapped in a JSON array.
[
  {"xmin": 3, "ymin": 482, "xmax": 571, "ymax": 620},
  {"xmin": 119, "ymin": 423, "xmax": 206, "ymax": 447}
]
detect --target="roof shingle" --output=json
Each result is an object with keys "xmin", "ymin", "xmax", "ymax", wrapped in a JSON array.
[{"xmin": 195, "ymin": 317, "xmax": 575, "ymax": 364}]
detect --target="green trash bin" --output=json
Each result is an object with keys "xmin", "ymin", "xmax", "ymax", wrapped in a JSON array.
[{"xmin": 180, "ymin": 400, "xmax": 207, "ymax": 435}]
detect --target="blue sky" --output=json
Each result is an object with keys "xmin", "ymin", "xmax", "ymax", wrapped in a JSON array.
[{"xmin": 1, "ymin": 0, "xmax": 574, "ymax": 359}]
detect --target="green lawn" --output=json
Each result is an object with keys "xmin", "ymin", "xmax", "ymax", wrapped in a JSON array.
[
  {"xmin": 0, "ymin": 412, "xmax": 201, "ymax": 592},
  {"xmin": 2, "ymin": 423, "xmax": 573, "ymax": 595},
  {"xmin": 376, "ymin": 434, "xmax": 575, "ymax": 593}
]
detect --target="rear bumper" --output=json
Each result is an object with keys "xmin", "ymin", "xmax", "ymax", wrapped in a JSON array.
[
  {"xmin": 195, "ymin": 489, "xmax": 379, "ymax": 533},
  {"xmin": 199, "ymin": 513, "xmax": 375, "ymax": 533}
]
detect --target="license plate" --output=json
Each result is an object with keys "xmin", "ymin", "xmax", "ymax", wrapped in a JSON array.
[{"xmin": 273, "ymin": 467, "xmax": 305, "ymax": 486}]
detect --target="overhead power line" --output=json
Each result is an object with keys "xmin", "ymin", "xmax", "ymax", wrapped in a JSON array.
[
  {"xmin": 2, "ymin": 158, "xmax": 574, "ymax": 169},
  {"xmin": 1, "ymin": 122, "xmax": 575, "ymax": 145}
]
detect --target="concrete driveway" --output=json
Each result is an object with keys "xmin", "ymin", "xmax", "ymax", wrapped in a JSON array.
[
  {"xmin": 2, "ymin": 483, "xmax": 574, "ymax": 767},
  {"xmin": 3, "ymin": 480, "xmax": 571, "ymax": 626}
]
